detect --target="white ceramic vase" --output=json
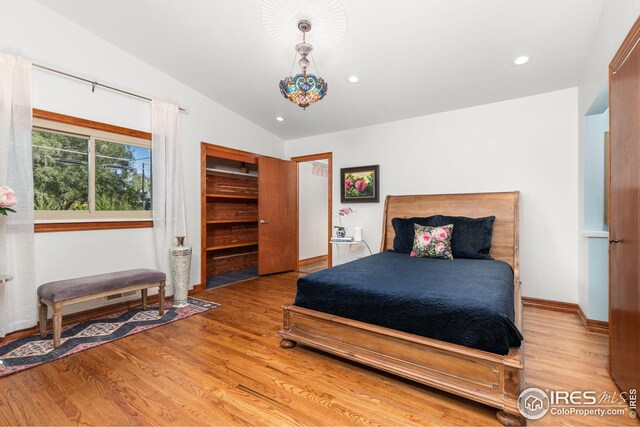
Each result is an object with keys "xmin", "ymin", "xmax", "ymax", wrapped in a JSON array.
[{"xmin": 169, "ymin": 236, "xmax": 191, "ymax": 308}]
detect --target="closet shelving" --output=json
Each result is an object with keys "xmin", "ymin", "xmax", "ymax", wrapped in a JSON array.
[{"xmin": 204, "ymin": 166, "xmax": 259, "ymax": 278}]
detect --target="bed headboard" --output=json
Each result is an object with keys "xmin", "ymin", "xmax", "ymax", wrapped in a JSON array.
[{"xmin": 380, "ymin": 192, "xmax": 520, "ymax": 272}]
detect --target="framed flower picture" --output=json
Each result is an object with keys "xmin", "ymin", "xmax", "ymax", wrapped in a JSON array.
[{"xmin": 340, "ymin": 165, "xmax": 379, "ymax": 203}]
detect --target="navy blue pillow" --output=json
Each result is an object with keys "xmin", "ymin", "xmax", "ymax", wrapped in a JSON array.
[
  {"xmin": 435, "ymin": 215, "xmax": 495, "ymax": 260},
  {"xmin": 391, "ymin": 216, "xmax": 442, "ymax": 253}
]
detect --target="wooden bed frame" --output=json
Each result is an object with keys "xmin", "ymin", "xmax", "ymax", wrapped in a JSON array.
[{"xmin": 279, "ymin": 192, "xmax": 525, "ymax": 425}]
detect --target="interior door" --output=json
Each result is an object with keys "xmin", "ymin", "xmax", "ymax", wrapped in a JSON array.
[
  {"xmin": 609, "ymin": 30, "xmax": 640, "ymax": 396},
  {"xmin": 258, "ymin": 157, "xmax": 297, "ymax": 275}
]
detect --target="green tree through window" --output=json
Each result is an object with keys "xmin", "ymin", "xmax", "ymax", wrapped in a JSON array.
[
  {"xmin": 32, "ymin": 128, "xmax": 152, "ymax": 214},
  {"xmin": 32, "ymin": 129, "xmax": 89, "ymax": 211},
  {"xmin": 95, "ymin": 140, "xmax": 151, "ymax": 211}
]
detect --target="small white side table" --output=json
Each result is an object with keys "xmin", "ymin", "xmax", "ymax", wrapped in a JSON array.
[{"xmin": 330, "ymin": 239, "xmax": 373, "ymax": 256}]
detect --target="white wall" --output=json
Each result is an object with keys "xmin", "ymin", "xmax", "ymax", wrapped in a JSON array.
[
  {"xmin": 298, "ymin": 162, "xmax": 328, "ymax": 260},
  {"xmin": 0, "ymin": 1, "xmax": 284, "ymax": 315},
  {"xmin": 583, "ymin": 109, "xmax": 610, "ymax": 321},
  {"xmin": 583, "ymin": 109, "xmax": 609, "ymax": 231},
  {"xmin": 287, "ymin": 88, "xmax": 580, "ymax": 303},
  {"xmin": 577, "ymin": 0, "xmax": 640, "ymax": 315}
]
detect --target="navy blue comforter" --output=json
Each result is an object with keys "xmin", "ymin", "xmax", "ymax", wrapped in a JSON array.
[{"xmin": 294, "ymin": 252, "xmax": 523, "ymax": 355}]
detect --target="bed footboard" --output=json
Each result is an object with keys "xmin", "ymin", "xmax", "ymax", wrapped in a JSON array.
[{"xmin": 279, "ymin": 304, "xmax": 524, "ymax": 425}]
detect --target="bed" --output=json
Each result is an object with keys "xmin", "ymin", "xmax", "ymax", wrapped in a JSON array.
[{"xmin": 279, "ymin": 192, "xmax": 525, "ymax": 425}]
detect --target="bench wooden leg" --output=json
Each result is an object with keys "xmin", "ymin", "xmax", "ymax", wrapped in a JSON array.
[
  {"xmin": 141, "ymin": 289, "xmax": 148, "ymax": 310},
  {"xmin": 158, "ymin": 281, "xmax": 165, "ymax": 316},
  {"xmin": 52, "ymin": 302, "xmax": 63, "ymax": 349},
  {"xmin": 39, "ymin": 301, "xmax": 48, "ymax": 338}
]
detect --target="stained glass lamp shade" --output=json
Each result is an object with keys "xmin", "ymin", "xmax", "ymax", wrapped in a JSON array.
[
  {"xmin": 279, "ymin": 73, "xmax": 327, "ymax": 110},
  {"xmin": 279, "ymin": 20, "xmax": 328, "ymax": 110}
]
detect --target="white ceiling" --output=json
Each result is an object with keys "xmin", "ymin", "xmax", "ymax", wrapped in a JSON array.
[{"xmin": 36, "ymin": 0, "xmax": 605, "ymax": 140}]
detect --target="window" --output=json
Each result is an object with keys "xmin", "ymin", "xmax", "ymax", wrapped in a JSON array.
[
  {"xmin": 32, "ymin": 129, "xmax": 90, "ymax": 211},
  {"xmin": 33, "ymin": 118, "xmax": 152, "ymax": 220},
  {"xmin": 95, "ymin": 140, "xmax": 152, "ymax": 211}
]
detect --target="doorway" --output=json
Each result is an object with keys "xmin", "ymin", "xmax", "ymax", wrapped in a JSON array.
[
  {"xmin": 200, "ymin": 142, "xmax": 298, "ymax": 291},
  {"xmin": 293, "ymin": 153, "xmax": 332, "ymax": 274}
]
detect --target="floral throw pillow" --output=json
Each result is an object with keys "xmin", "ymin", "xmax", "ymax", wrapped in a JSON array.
[{"xmin": 410, "ymin": 224, "xmax": 454, "ymax": 260}]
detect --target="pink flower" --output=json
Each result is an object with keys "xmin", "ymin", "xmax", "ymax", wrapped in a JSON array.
[
  {"xmin": 417, "ymin": 231, "xmax": 431, "ymax": 246},
  {"xmin": 338, "ymin": 207, "xmax": 353, "ymax": 216},
  {"xmin": 0, "ymin": 186, "xmax": 17, "ymax": 208},
  {"xmin": 435, "ymin": 243, "xmax": 445, "ymax": 252},
  {"xmin": 410, "ymin": 251, "xmax": 417, "ymax": 257},
  {"xmin": 355, "ymin": 180, "xmax": 366, "ymax": 192},
  {"xmin": 345, "ymin": 178, "xmax": 352, "ymax": 190},
  {"xmin": 434, "ymin": 228, "xmax": 448, "ymax": 241}
]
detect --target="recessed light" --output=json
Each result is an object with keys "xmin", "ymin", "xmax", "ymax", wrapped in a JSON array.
[
  {"xmin": 275, "ymin": 116, "xmax": 285, "ymax": 122},
  {"xmin": 513, "ymin": 56, "xmax": 530, "ymax": 65},
  {"xmin": 347, "ymin": 76, "xmax": 360, "ymax": 83}
]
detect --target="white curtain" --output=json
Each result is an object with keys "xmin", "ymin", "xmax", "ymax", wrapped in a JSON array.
[
  {"xmin": 151, "ymin": 100, "xmax": 187, "ymax": 289},
  {"xmin": 0, "ymin": 53, "xmax": 35, "ymax": 337}
]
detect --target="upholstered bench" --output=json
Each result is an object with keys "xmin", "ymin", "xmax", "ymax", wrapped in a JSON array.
[{"xmin": 37, "ymin": 269, "xmax": 166, "ymax": 348}]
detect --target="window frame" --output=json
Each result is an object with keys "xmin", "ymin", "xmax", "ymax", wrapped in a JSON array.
[{"xmin": 32, "ymin": 111, "xmax": 153, "ymax": 228}]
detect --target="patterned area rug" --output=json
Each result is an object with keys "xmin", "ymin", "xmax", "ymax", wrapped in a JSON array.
[{"xmin": 0, "ymin": 297, "xmax": 219, "ymax": 377}]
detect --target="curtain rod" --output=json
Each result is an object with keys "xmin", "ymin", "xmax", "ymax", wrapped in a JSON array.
[{"xmin": 33, "ymin": 63, "xmax": 187, "ymax": 113}]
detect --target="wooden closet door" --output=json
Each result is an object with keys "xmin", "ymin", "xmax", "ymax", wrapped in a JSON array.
[
  {"xmin": 609, "ymin": 20, "xmax": 640, "ymax": 396},
  {"xmin": 258, "ymin": 157, "xmax": 297, "ymax": 275}
]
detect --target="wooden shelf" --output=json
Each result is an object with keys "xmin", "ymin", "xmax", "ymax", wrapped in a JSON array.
[
  {"xmin": 211, "ymin": 251, "xmax": 258, "ymax": 261},
  {"xmin": 206, "ymin": 168, "xmax": 258, "ymax": 179},
  {"xmin": 206, "ymin": 219, "xmax": 258, "ymax": 224},
  {"xmin": 206, "ymin": 193, "xmax": 258, "ymax": 200},
  {"xmin": 206, "ymin": 241, "xmax": 258, "ymax": 251},
  {"xmin": 204, "ymin": 157, "xmax": 260, "ymax": 277}
]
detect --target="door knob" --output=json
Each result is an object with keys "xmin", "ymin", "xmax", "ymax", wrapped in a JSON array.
[
  {"xmin": 609, "ymin": 239, "xmax": 620, "ymax": 244},
  {"xmin": 259, "ymin": 220, "xmax": 268, "ymax": 224}
]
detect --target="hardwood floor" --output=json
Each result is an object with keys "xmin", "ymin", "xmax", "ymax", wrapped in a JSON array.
[
  {"xmin": 0, "ymin": 273, "xmax": 634, "ymax": 426},
  {"xmin": 297, "ymin": 259, "xmax": 328, "ymax": 274}
]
